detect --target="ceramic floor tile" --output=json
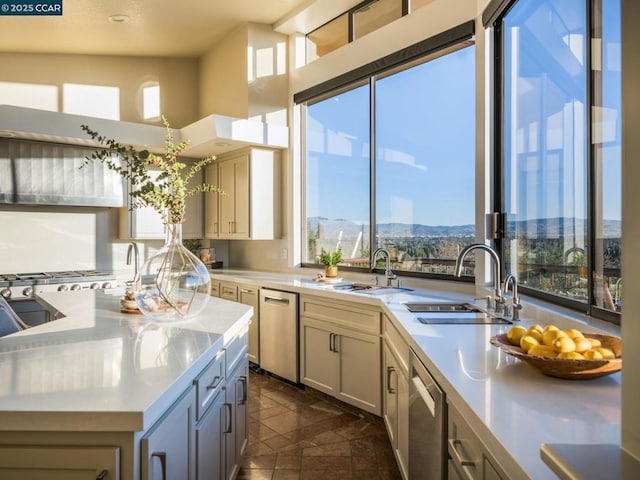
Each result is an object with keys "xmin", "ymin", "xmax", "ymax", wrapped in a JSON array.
[{"xmin": 237, "ymin": 370, "xmax": 401, "ymax": 480}]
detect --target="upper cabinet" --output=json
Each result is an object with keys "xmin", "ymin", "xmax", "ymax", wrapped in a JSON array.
[{"xmin": 205, "ymin": 147, "xmax": 282, "ymax": 240}]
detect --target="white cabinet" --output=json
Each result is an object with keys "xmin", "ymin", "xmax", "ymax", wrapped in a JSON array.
[
  {"xmin": 448, "ymin": 400, "xmax": 507, "ymax": 480},
  {"xmin": 119, "ymin": 164, "xmax": 204, "ymax": 240},
  {"xmin": 0, "ymin": 446, "xmax": 120, "ymax": 480},
  {"xmin": 238, "ymin": 286, "xmax": 260, "ymax": 365},
  {"xmin": 300, "ymin": 296, "xmax": 381, "ymax": 415},
  {"xmin": 141, "ymin": 387, "xmax": 196, "ymax": 480},
  {"xmin": 204, "ymin": 147, "xmax": 281, "ymax": 240},
  {"xmin": 383, "ymin": 314, "xmax": 409, "ymax": 479}
]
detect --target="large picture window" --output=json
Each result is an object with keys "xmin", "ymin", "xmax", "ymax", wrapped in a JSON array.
[
  {"xmin": 303, "ymin": 42, "xmax": 476, "ymax": 276},
  {"xmin": 496, "ymin": 0, "xmax": 621, "ymax": 321}
]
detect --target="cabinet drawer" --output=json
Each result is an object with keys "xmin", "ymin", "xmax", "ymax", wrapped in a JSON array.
[
  {"xmin": 384, "ymin": 315, "xmax": 409, "ymax": 374},
  {"xmin": 301, "ymin": 296, "xmax": 381, "ymax": 334},
  {"xmin": 194, "ymin": 349, "xmax": 225, "ymax": 420},
  {"xmin": 226, "ymin": 325, "xmax": 249, "ymax": 375},
  {"xmin": 211, "ymin": 281, "xmax": 220, "ymax": 297},
  {"xmin": 220, "ymin": 282, "xmax": 238, "ymax": 301}
]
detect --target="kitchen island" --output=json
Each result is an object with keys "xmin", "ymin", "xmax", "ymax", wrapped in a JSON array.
[
  {"xmin": 210, "ymin": 269, "xmax": 623, "ymax": 480},
  {"xmin": 0, "ymin": 289, "xmax": 252, "ymax": 480}
]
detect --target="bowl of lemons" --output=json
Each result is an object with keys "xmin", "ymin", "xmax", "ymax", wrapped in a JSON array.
[{"xmin": 490, "ymin": 324, "xmax": 621, "ymax": 379}]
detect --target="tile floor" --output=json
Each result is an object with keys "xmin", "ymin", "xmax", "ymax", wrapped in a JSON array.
[{"xmin": 239, "ymin": 370, "xmax": 402, "ymax": 480}]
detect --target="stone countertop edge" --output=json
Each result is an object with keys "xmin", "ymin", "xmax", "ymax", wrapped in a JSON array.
[
  {"xmin": 540, "ymin": 444, "xmax": 640, "ymax": 480},
  {"xmin": 211, "ymin": 268, "xmax": 623, "ymax": 480},
  {"xmin": 0, "ymin": 289, "xmax": 252, "ymax": 433}
]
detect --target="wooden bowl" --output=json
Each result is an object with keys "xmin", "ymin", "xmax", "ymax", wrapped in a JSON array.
[{"xmin": 490, "ymin": 333, "xmax": 622, "ymax": 380}]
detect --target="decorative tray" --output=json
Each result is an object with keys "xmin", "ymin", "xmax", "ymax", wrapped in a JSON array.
[{"xmin": 490, "ymin": 333, "xmax": 622, "ymax": 380}]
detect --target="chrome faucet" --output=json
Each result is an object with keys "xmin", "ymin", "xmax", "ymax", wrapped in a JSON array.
[
  {"xmin": 371, "ymin": 247, "xmax": 397, "ymax": 287},
  {"xmin": 503, "ymin": 273, "xmax": 522, "ymax": 321},
  {"xmin": 454, "ymin": 243, "xmax": 504, "ymax": 314},
  {"xmin": 126, "ymin": 241, "xmax": 140, "ymax": 282}
]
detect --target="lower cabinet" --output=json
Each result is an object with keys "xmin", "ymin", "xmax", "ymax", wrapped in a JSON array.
[
  {"xmin": 0, "ymin": 445, "xmax": 120, "ymax": 479},
  {"xmin": 224, "ymin": 359, "xmax": 249, "ymax": 480},
  {"xmin": 300, "ymin": 302, "xmax": 381, "ymax": 415},
  {"xmin": 238, "ymin": 286, "xmax": 260, "ymax": 365},
  {"xmin": 448, "ymin": 400, "xmax": 507, "ymax": 480},
  {"xmin": 141, "ymin": 388, "xmax": 196, "ymax": 480},
  {"xmin": 383, "ymin": 342, "xmax": 409, "ymax": 480},
  {"xmin": 195, "ymin": 387, "xmax": 226, "ymax": 480}
]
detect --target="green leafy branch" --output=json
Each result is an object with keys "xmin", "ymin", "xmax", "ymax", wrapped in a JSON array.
[
  {"xmin": 318, "ymin": 247, "xmax": 343, "ymax": 267},
  {"xmin": 81, "ymin": 116, "xmax": 222, "ymax": 224}
]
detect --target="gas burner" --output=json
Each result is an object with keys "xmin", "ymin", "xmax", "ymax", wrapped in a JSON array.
[{"xmin": 16, "ymin": 272, "xmax": 51, "ymax": 280}]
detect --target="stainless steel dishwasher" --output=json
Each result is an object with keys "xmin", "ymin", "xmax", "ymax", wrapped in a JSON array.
[
  {"xmin": 409, "ymin": 349, "xmax": 446, "ymax": 480},
  {"xmin": 259, "ymin": 288, "xmax": 299, "ymax": 383}
]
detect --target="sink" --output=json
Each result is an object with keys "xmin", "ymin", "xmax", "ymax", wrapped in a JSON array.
[
  {"xmin": 404, "ymin": 302, "xmax": 512, "ymax": 325},
  {"xmin": 333, "ymin": 282, "xmax": 413, "ymax": 295},
  {"xmin": 404, "ymin": 302, "xmax": 480, "ymax": 313}
]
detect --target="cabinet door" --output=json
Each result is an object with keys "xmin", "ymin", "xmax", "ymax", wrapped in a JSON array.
[
  {"xmin": 205, "ymin": 163, "xmax": 219, "ymax": 238},
  {"xmin": 141, "ymin": 388, "xmax": 196, "ymax": 480},
  {"xmin": 224, "ymin": 363, "xmax": 248, "ymax": 480},
  {"xmin": 231, "ymin": 156, "xmax": 249, "ymax": 238},
  {"xmin": 239, "ymin": 287, "xmax": 259, "ymax": 365},
  {"xmin": 300, "ymin": 318, "xmax": 339, "ymax": 394},
  {"xmin": 218, "ymin": 160, "xmax": 236, "ymax": 238},
  {"xmin": 0, "ymin": 446, "xmax": 120, "ymax": 480},
  {"xmin": 195, "ymin": 388, "xmax": 225, "ymax": 480},
  {"xmin": 335, "ymin": 326, "xmax": 381, "ymax": 415}
]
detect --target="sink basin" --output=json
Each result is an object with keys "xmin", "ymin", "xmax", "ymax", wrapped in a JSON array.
[
  {"xmin": 333, "ymin": 282, "xmax": 413, "ymax": 295},
  {"xmin": 404, "ymin": 302, "xmax": 512, "ymax": 325},
  {"xmin": 404, "ymin": 302, "xmax": 480, "ymax": 313}
]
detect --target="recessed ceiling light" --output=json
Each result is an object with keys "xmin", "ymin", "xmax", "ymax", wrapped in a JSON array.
[{"xmin": 108, "ymin": 14, "xmax": 130, "ymax": 23}]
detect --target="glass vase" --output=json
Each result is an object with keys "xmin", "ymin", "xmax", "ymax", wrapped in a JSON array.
[{"xmin": 135, "ymin": 223, "xmax": 211, "ymax": 323}]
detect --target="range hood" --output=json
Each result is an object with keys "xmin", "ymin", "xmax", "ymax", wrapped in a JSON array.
[{"xmin": 0, "ymin": 104, "xmax": 289, "ymax": 157}]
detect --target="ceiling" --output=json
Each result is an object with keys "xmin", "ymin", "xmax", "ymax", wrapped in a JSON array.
[{"xmin": 0, "ymin": 0, "xmax": 312, "ymax": 58}]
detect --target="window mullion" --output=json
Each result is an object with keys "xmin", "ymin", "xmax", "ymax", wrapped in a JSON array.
[{"xmin": 370, "ymin": 76, "xmax": 377, "ymax": 268}]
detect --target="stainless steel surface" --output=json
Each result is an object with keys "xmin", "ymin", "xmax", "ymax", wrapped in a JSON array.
[
  {"xmin": 454, "ymin": 243, "xmax": 504, "ymax": 314},
  {"xmin": 259, "ymin": 288, "xmax": 299, "ymax": 383},
  {"xmin": 409, "ymin": 350, "xmax": 446, "ymax": 480},
  {"xmin": 502, "ymin": 273, "xmax": 522, "ymax": 321},
  {"xmin": 0, "ymin": 296, "xmax": 28, "ymax": 336},
  {"xmin": 416, "ymin": 316, "xmax": 511, "ymax": 325},
  {"xmin": 127, "ymin": 241, "xmax": 140, "ymax": 282},
  {"xmin": 371, "ymin": 247, "xmax": 398, "ymax": 286},
  {"xmin": 333, "ymin": 282, "xmax": 413, "ymax": 295},
  {"xmin": 0, "ymin": 138, "xmax": 124, "ymax": 207},
  {"xmin": 404, "ymin": 302, "xmax": 480, "ymax": 313},
  {"xmin": 0, "ymin": 270, "xmax": 117, "ymax": 301}
]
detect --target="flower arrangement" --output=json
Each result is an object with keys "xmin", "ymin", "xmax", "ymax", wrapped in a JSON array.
[{"xmin": 81, "ymin": 116, "xmax": 221, "ymax": 224}]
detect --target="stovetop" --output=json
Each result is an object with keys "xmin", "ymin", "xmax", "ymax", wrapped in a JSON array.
[{"xmin": 0, "ymin": 270, "xmax": 116, "ymax": 285}]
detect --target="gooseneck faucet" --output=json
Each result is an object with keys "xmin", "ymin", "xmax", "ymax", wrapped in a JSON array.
[
  {"xmin": 371, "ymin": 247, "xmax": 397, "ymax": 287},
  {"xmin": 454, "ymin": 243, "xmax": 504, "ymax": 314},
  {"xmin": 126, "ymin": 241, "xmax": 140, "ymax": 282},
  {"xmin": 503, "ymin": 273, "xmax": 522, "ymax": 321}
]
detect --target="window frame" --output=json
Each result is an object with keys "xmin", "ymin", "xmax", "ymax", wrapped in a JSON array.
[
  {"xmin": 298, "ymin": 23, "xmax": 476, "ymax": 283},
  {"xmin": 489, "ymin": 0, "xmax": 621, "ymax": 324}
]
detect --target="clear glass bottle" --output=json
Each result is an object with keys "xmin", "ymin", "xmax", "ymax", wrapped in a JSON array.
[{"xmin": 135, "ymin": 223, "xmax": 211, "ymax": 322}]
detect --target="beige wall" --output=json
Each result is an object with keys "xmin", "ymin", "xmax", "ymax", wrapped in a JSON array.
[{"xmin": 0, "ymin": 52, "xmax": 200, "ymax": 127}]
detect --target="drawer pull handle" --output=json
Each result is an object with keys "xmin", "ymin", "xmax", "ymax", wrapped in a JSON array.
[
  {"xmin": 151, "ymin": 452, "xmax": 167, "ymax": 480},
  {"xmin": 224, "ymin": 403, "xmax": 233, "ymax": 433},
  {"xmin": 387, "ymin": 366, "xmax": 397, "ymax": 394},
  {"xmin": 332, "ymin": 333, "xmax": 339, "ymax": 353},
  {"xmin": 448, "ymin": 438, "xmax": 475, "ymax": 471},
  {"xmin": 329, "ymin": 333, "xmax": 334, "ymax": 352},
  {"xmin": 239, "ymin": 376, "xmax": 248, "ymax": 404},
  {"xmin": 206, "ymin": 375, "xmax": 223, "ymax": 390},
  {"xmin": 96, "ymin": 470, "xmax": 108, "ymax": 480}
]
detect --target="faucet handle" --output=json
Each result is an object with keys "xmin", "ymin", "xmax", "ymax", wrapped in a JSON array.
[{"xmin": 474, "ymin": 296, "xmax": 492, "ymax": 309}]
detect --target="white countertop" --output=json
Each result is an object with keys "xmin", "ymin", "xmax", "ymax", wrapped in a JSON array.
[
  {"xmin": 211, "ymin": 268, "xmax": 622, "ymax": 480},
  {"xmin": 0, "ymin": 289, "xmax": 252, "ymax": 432}
]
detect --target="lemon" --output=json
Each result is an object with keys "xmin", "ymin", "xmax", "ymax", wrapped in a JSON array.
[
  {"xmin": 542, "ymin": 329, "xmax": 567, "ymax": 347},
  {"xmin": 528, "ymin": 324, "xmax": 544, "ymax": 334},
  {"xmin": 526, "ymin": 328, "xmax": 543, "ymax": 343},
  {"xmin": 573, "ymin": 337, "xmax": 592, "ymax": 354},
  {"xmin": 595, "ymin": 347, "xmax": 616, "ymax": 360},
  {"xmin": 542, "ymin": 324, "xmax": 559, "ymax": 334},
  {"xmin": 520, "ymin": 335, "xmax": 539, "ymax": 353},
  {"xmin": 507, "ymin": 325, "xmax": 528, "ymax": 346},
  {"xmin": 528, "ymin": 345, "xmax": 557, "ymax": 358},
  {"xmin": 587, "ymin": 337, "xmax": 602, "ymax": 348},
  {"xmin": 557, "ymin": 351, "xmax": 585, "ymax": 360},
  {"xmin": 564, "ymin": 328, "xmax": 584, "ymax": 339},
  {"xmin": 583, "ymin": 349, "xmax": 604, "ymax": 360},
  {"xmin": 553, "ymin": 336, "xmax": 576, "ymax": 353}
]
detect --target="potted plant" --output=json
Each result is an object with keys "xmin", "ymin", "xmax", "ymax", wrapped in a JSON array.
[{"xmin": 319, "ymin": 247, "xmax": 343, "ymax": 278}]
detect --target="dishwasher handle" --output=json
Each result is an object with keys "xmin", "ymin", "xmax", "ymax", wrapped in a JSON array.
[
  {"xmin": 262, "ymin": 295, "xmax": 290, "ymax": 305},
  {"xmin": 412, "ymin": 375, "xmax": 437, "ymax": 416}
]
